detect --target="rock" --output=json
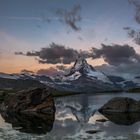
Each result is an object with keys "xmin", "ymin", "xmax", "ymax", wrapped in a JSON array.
[
  {"xmin": 98, "ymin": 97, "xmax": 140, "ymax": 113},
  {"xmin": 86, "ymin": 130, "xmax": 102, "ymax": 134},
  {"xmin": 1, "ymin": 111, "xmax": 55, "ymax": 134},
  {"xmin": 96, "ymin": 118, "xmax": 108, "ymax": 122},
  {"xmin": 0, "ymin": 87, "xmax": 55, "ymax": 115},
  {"xmin": 99, "ymin": 112, "xmax": 140, "ymax": 125}
]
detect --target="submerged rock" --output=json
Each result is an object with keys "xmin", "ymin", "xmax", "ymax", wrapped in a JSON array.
[
  {"xmin": 1, "ymin": 111, "xmax": 55, "ymax": 134},
  {"xmin": 86, "ymin": 130, "xmax": 102, "ymax": 134},
  {"xmin": 99, "ymin": 97, "xmax": 140, "ymax": 113},
  {"xmin": 0, "ymin": 87, "xmax": 56, "ymax": 134},
  {"xmin": 0, "ymin": 87, "xmax": 55, "ymax": 115},
  {"xmin": 99, "ymin": 112, "xmax": 140, "ymax": 125},
  {"xmin": 99, "ymin": 97, "xmax": 140, "ymax": 125}
]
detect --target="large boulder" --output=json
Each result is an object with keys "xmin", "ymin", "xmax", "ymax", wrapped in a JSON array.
[
  {"xmin": 0, "ymin": 87, "xmax": 55, "ymax": 114},
  {"xmin": 1, "ymin": 112, "xmax": 55, "ymax": 134},
  {"xmin": 98, "ymin": 112, "xmax": 140, "ymax": 125},
  {"xmin": 99, "ymin": 97, "xmax": 140, "ymax": 113},
  {"xmin": 98, "ymin": 97, "xmax": 140, "ymax": 125}
]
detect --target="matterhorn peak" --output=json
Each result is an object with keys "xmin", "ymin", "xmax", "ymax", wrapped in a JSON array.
[
  {"xmin": 66, "ymin": 57, "xmax": 95, "ymax": 76},
  {"xmin": 63, "ymin": 57, "xmax": 112, "ymax": 83}
]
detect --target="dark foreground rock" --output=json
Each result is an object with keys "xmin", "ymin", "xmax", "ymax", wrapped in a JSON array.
[
  {"xmin": 99, "ymin": 97, "xmax": 140, "ymax": 113},
  {"xmin": 1, "ymin": 112, "xmax": 55, "ymax": 134},
  {"xmin": 99, "ymin": 97, "xmax": 140, "ymax": 125},
  {"xmin": 0, "ymin": 87, "xmax": 56, "ymax": 134},
  {"xmin": 0, "ymin": 87, "xmax": 55, "ymax": 114},
  {"xmin": 86, "ymin": 130, "xmax": 102, "ymax": 134}
]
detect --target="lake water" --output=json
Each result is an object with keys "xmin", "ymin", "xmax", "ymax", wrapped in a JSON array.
[{"xmin": 0, "ymin": 92, "xmax": 140, "ymax": 140}]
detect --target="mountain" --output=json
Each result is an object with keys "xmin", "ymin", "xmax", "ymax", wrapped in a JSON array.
[
  {"xmin": 0, "ymin": 73, "xmax": 50, "ymax": 90},
  {"xmin": 107, "ymin": 75, "xmax": 140, "ymax": 89},
  {"xmin": 1, "ymin": 58, "xmax": 140, "ymax": 93},
  {"xmin": 0, "ymin": 77, "xmax": 45, "ymax": 90},
  {"xmin": 63, "ymin": 57, "xmax": 112, "ymax": 84},
  {"xmin": 53, "ymin": 58, "xmax": 119, "ymax": 93}
]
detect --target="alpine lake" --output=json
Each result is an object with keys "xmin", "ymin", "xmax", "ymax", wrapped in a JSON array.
[{"xmin": 0, "ymin": 92, "xmax": 140, "ymax": 140}]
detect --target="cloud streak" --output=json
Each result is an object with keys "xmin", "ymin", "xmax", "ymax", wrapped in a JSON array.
[
  {"xmin": 124, "ymin": 27, "xmax": 140, "ymax": 45},
  {"xmin": 0, "ymin": 16, "xmax": 59, "ymax": 22},
  {"xmin": 128, "ymin": 0, "xmax": 140, "ymax": 24},
  {"xmin": 56, "ymin": 4, "xmax": 82, "ymax": 31}
]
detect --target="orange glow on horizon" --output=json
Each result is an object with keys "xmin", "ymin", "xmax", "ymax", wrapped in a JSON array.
[{"xmin": 0, "ymin": 54, "xmax": 106, "ymax": 74}]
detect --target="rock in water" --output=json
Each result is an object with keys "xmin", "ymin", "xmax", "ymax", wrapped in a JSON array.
[
  {"xmin": 98, "ymin": 112, "xmax": 140, "ymax": 125},
  {"xmin": 1, "ymin": 112, "xmax": 55, "ymax": 134},
  {"xmin": 99, "ymin": 97, "xmax": 140, "ymax": 113},
  {"xmin": 0, "ymin": 87, "xmax": 55, "ymax": 115},
  {"xmin": 98, "ymin": 97, "xmax": 140, "ymax": 125}
]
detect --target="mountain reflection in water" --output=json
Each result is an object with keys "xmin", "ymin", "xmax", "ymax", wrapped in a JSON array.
[{"xmin": 1, "ymin": 93, "xmax": 140, "ymax": 139}]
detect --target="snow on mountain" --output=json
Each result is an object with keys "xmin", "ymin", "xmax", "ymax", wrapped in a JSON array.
[
  {"xmin": 0, "ymin": 72, "xmax": 53, "ymax": 84},
  {"xmin": 63, "ymin": 57, "xmax": 112, "ymax": 83},
  {"xmin": 0, "ymin": 73, "xmax": 20, "ymax": 80},
  {"xmin": 132, "ymin": 77, "xmax": 140, "ymax": 86}
]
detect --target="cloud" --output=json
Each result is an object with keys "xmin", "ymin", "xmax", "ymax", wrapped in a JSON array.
[
  {"xmin": 20, "ymin": 69, "xmax": 34, "ymax": 74},
  {"xmin": 128, "ymin": 0, "xmax": 140, "ymax": 24},
  {"xmin": 96, "ymin": 63, "xmax": 140, "ymax": 79},
  {"xmin": 56, "ymin": 4, "xmax": 82, "ymax": 31},
  {"xmin": 124, "ymin": 27, "xmax": 140, "ymax": 45},
  {"xmin": 15, "ymin": 52, "xmax": 25, "ymax": 55},
  {"xmin": 0, "ymin": 16, "xmax": 43, "ymax": 21},
  {"xmin": 16, "ymin": 43, "xmax": 83, "ymax": 64},
  {"xmin": 92, "ymin": 44, "xmax": 140, "ymax": 66},
  {"xmin": 36, "ymin": 67, "xmax": 59, "ymax": 76},
  {"xmin": 124, "ymin": 0, "xmax": 140, "ymax": 45},
  {"xmin": 26, "ymin": 51, "xmax": 40, "ymax": 56},
  {"xmin": 56, "ymin": 65, "xmax": 67, "ymax": 70},
  {"xmin": 38, "ymin": 43, "xmax": 79, "ymax": 64}
]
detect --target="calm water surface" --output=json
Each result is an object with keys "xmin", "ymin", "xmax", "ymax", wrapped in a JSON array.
[{"xmin": 0, "ymin": 92, "xmax": 140, "ymax": 140}]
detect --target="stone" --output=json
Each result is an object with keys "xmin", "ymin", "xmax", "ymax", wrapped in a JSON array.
[
  {"xmin": 86, "ymin": 130, "xmax": 102, "ymax": 134},
  {"xmin": 98, "ymin": 97, "xmax": 140, "ymax": 113},
  {"xmin": 0, "ymin": 87, "xmax": 55, "ymax": 115},
  {"xmin": 1, "ymin": 111, "xmax": 55, "ymax": 134}
]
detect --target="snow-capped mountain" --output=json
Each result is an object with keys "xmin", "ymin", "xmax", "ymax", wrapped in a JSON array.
[
  {"xmin": 62, "ymin": 57, "xmax": 112, "ymax": 84},
  {"xmin": 0, "ymin": 72, "xmax": 53, "ymax": 90},
  {"xmin": 0, "ymin": 72, "xmax": 36, "ymax": 80},
  {"xmin": 0, "ymin": 72, "xmax": 53, "ymax": 82},
  {"xmin": 1, "ymin": 58, "xmax": 140, "ymax": 93},
  {"xmin": 0, "ymin": 73, "xmax": 21, "ymax": 80}
]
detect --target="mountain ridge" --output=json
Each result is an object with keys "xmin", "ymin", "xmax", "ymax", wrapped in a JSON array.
[{"xmin": 0, "ymin": 58, "xmax": 140, "ymax": 93}]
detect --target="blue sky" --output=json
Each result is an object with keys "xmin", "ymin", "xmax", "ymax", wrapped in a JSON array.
[{"xmin": 0, "ymin": 0, "xmax": 140, "ymax": 73}]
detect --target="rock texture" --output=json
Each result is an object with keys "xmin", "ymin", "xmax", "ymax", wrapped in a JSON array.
[
  {"xmin": 1, "ymin": 112, "xmax": 55, "ymax": 134},
  {"xmin": 99, "ymin": 97, "xmax": 140, "ymax": 113},
  {"xmin": 0, "ymin": 87, "xmax": 55, "ymax": 114},
  {"xmin": 99, "ymin": 97, "xmax": 140, "ymax": 125},
  {"xmin": 0, "ymin": 87, "xmax": 55, "ymax": 134},
  {"xmin": 99, "ymin": 112, "xmax": 140, "ymax": 125}
]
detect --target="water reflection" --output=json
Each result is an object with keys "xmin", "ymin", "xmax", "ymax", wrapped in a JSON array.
[
  {"xmin": 99, "ymin": 112, "xmax": 140, "ymax": 125},
  {"xmin": 65, "ymin": 95, "xmax": 97, "ymax": 125},
  {"xmin": 0, "ymin": 93, "xmax": 140, "ymax": 139},
  {"xmin": 1, "ymin": 112, "xmax": 55, "ymax": 134}
]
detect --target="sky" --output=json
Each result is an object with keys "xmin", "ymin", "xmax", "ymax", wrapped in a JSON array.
[{"xmin": 0, "ymin": 0, "xmax": 140, "ymax": 77}]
